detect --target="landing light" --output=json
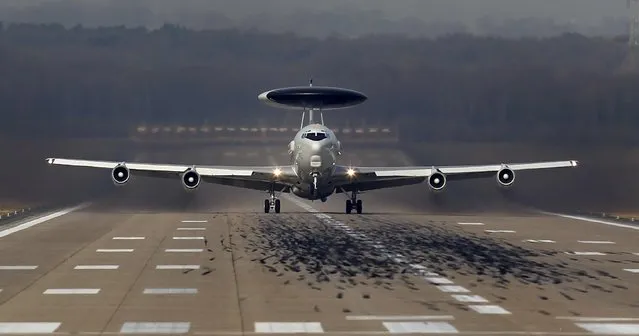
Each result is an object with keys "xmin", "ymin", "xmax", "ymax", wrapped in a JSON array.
[
  {"xmin": 347, "ymin": 168, "xmax": 356, "ymax": 177},
  {"xmin": 273, "ymin": 168, "xmax": 282, "ymax": 177}
]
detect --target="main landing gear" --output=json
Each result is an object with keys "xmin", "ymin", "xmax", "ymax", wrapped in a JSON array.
[
  {"xmin": 264, "ymin": 185, "xmax": 281, "ymax": 214},
  {"xmin": 345, "ymin": 190, "xmax": 363, "ymax": 214}
]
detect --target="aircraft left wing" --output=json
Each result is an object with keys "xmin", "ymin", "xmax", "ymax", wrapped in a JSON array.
[
  {"xmin": 45, "ymin": 158, "xmax": 297, "ymax": 192},
  {"xmin": 333, "ymin": 160, "xmax": 579, "ymax": 192}
]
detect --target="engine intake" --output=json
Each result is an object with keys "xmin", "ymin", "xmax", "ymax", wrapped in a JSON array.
[
  {"xmin": 497, "ymin": 167, "xmax": 516, "ymax": 187},
  {"xmin": 111, "ymin": 164, "xmax": 130, "ymax": 185},
  {"xmin": 428, "ymin": 171, "xmax": 447, "ymax": 191},
  {"xmin": 182, "ymin": 169, "xmax": 201, "ymax": 190}
]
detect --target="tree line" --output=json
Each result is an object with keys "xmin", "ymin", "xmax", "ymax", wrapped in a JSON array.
[{"xmin": 0, "ymin": 23, "xmax": 638, "ymax": 144}]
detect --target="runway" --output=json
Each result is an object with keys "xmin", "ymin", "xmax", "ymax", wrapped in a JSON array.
[{"xmin": 0, "ymin": 144, "xmax": 637, "ymax": 335}]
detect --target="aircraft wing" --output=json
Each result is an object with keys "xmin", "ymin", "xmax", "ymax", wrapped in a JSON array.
[
  {"xmin": 333, "ymin": 160, "xmax": 578, "ymax": 192},
  {"xmin": 45, "ymin": 158, "xmax": 296, "ymax": 192}
]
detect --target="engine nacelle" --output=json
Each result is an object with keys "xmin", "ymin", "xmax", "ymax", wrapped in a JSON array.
[
  {"xmin": 497, "ymin": 167, "xmax": 516, "ymax": 187},
  {"xmin": 182, "ymin": 168, "xmax": 201, "ymax": 190},
  {"xmin": 428, "ymin": 171, "xmax": 447, "ymax": 191},
  {"xmin": 111, "ymin": 164, "xmax": 130, "ymax": 185}
]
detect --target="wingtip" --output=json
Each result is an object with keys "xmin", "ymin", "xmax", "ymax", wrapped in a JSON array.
[
  {"xmin": 46, "ymin": 158, "xmax": 54, "ymax": 164},
  {"xmin": 571, "ymin": 160, "xmax": 579, "ymax": 167}
]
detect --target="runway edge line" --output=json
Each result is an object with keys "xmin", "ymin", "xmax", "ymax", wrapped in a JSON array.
[{"xmin": 0, "ymin": 202, "xmax": 92, "ymax": 238}]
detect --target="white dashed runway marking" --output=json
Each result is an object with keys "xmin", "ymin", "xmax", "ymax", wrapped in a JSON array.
[
  {"xmin": 0, "ymin": 322, "xmax": 61, "ymax": 334},
  {"xmin": 383, "ymin": 322, "xmax": 459, "ymax": 334},
  {"xmin": 435, "ymin": 285, "xmax": 471, "ymax": 293},
  {"xmin": 425, "ymin": 277, "xmax": 455, "ymax": 285},
  {"xmin": 457, "ymin": 222, "xmax": 484, "ymax": 226},
  {"xmin": 623, "ymin": 269, "xmax": 639, "ymax": 273},
  {"xmin": 565, "ymin": 252, "xmax": 607, "ymax": 256},
  {"xmin": 164, "ymin": 249, "xmax": 203, "ymax": 253},
  {"xmin": 0, "ymin": 265, "xmax": 38, "ymax": 270},
  {"xmin": 485, "ymin": 230, "xmax": 516, "ymax": 233},
  {"xmin": 74, "ymin": 265, "xmax": 119, "ymax": 270},
  {"xmin": 172, "ymin": 236, "xmax": 205, "ymax": 240},
  {"xmin": 120, "ymin": 322, "xmax": 190, "ymax": 334},
  {"xmin": 176, "ymin": 227, "xmax": 206, "ymax": 231},
  {"xmin": 575, "ymin": 323, "xmax": 639, "ymax": 334},
  {"xmin": 181, "ymin": 220, "xmax": 208, "ymax": 223},
  {"xmin": 254, "ymin": 322, "xmax": 323, "ymax": 333},
  {"xmin": 96, "ymin": 249, "xmax": 134, "ymax": 253},
  {"xmin": 43, "ymin": 288, "xmax": 100, "ymax": 295},
  {"xmin": 577, "ymin": 240, "xmax": 615, "ymax": 244},
  {"xmin": 112, "ymin": 236, "xmax": 145, "ymax": 240},
  {"xmin": 143, "ymin": 288, "xmax": 198, "ymax": 294},
  {"xmin": 155, "ymin": 265, "xmax": 200, "ymax": 270},
  {"xmin": 468, "ymin": 305, "xmax": 511, "ymax": 315},
  {"xmin": 524, "ymin": 239, "xmax": 556, "ymax": 243},
  {"xmin": 451, "ymin": 295, "xmax": 489, "ymax": 303},
  {"xmin": 284, "ymin": 195, "xmax": 513, "ymax": 317}
]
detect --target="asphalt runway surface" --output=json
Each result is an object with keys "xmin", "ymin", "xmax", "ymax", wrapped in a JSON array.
[{"xmin": 0, "ymin": 144, "xmax": 637, "ymax": 335}]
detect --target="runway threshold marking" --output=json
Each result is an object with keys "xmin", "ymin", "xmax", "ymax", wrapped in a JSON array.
[
  {"xmin": 284, "ymin": 195, "xmax": 512, "ymax": 317},
  {"xmin": 0, "ymin": 202, "xmax": 91, "ymax": 238},
  {"xmin": 575, "ymin": 323, "xmax": 639, "ymax": 334}
]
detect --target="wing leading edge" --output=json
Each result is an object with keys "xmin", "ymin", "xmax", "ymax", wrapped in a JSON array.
[
  {"xmin": 45, "ymin": 158, "xmax": 296, "ymax": 192},
  {"xmin": 333, "ymin": 160, "xmax": 578, "ymax": 192}
]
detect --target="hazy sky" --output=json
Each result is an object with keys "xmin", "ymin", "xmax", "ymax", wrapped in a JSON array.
[{"xmin": 4, "ymin": 0, "xmax": 631, "ymax": 23}]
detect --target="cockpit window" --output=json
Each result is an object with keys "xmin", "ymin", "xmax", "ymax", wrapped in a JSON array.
[{"xmin": 302, "ymin": 131, "xmax": 328, "ymax": 141}]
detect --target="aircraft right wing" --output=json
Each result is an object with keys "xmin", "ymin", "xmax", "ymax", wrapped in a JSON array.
[{"xmin": 332, "ymin": 160, "xmax": 579, "ymax": 193}]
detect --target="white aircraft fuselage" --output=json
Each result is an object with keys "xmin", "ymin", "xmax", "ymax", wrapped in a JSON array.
[{"xmin": 288, "ymin": 123, "xmax": 341, "ymax": 200}]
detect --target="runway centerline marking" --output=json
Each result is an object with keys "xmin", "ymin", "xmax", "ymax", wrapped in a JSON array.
[
  {"xmin": 284, "ymin": 195, "xmax": 506, "ymax": 316},
  {"xmin": 0, "ymin": 203, "xmax": 91, "ymax": 238}
]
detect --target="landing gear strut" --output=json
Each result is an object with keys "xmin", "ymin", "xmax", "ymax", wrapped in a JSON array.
[
  {"xmin": 345, "ymin": 190, "xmax": 362, "ymax": 214},
  {"xmin": 264, "ymin": 184, "xmax": 281, "ymax": 214}
]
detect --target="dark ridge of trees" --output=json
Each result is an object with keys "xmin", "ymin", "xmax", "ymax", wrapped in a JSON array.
[{"xmin": 0, "ymin": 23, "xmax": 638, "ymax": 144}]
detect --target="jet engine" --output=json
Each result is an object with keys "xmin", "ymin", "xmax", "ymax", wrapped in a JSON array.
[
  {"xmin": 182, "ymin": 168, "xmax": 201, "ymax": 190},
  {"xmin": 428, "ymin": 171, "xmax": 447, "ymax": 191},
  {"xmin": 496, "ymin": 167, "xmax": 516, "ymax": 187},
  {"xmin": 111, "ymin": 164, "xmax": 130, "ymax": 185}
]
